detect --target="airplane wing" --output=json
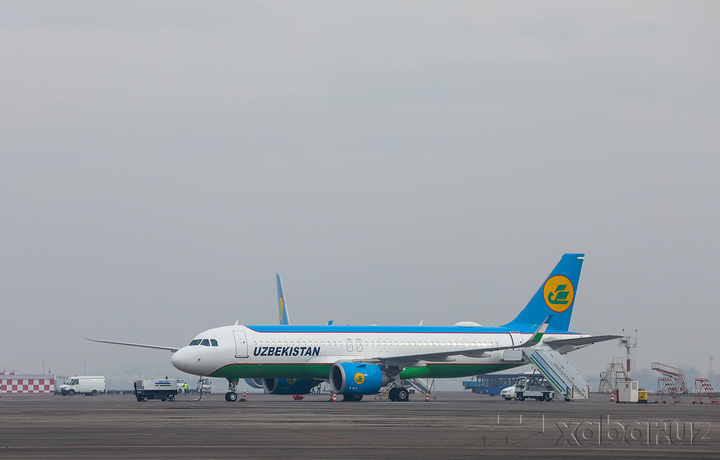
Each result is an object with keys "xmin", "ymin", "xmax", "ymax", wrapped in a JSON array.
[
  {"xmin": 354, "ymin": 317, "xmax": 553, "ymax": 366},
  {"xmin": 85, "ymin": 337, "xmax": 179, "ymax": 352}
]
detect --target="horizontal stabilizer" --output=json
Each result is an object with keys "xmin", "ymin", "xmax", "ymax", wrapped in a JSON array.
[
  {"xmin": 544, "ymin": 334, "xmax": 621, "ymax": 353},
  {"xmin": 85, "ymin": 337, "xmax": 179, "ymax": 352}
]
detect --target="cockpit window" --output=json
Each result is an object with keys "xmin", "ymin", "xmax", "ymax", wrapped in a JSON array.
[{"xmin": 190, "ymin": 338, "xmax": 219, "ymax": 346}]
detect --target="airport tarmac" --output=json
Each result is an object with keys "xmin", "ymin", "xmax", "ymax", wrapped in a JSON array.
[{"xmin": 1, "ymin": 391, "xmax": 718, "ymax": 458}]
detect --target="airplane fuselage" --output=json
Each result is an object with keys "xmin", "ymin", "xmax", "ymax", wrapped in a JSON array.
[{"xmin": 170, "ymin": 324, "xmax": 584, "ymax": 380}]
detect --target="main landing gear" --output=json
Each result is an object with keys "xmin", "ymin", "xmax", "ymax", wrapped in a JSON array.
[
  {"xmin": 388, "ymin": 387, "xmax": 410, "ymax": 402},
  {"xmin": 225, "ymin": 377, "xmax": 239, "ymax": 402}
]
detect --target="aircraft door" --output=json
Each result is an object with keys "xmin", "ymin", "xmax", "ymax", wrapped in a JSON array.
[
  {"xmin": 346, "ymin": 338, "xmax": 353, "ymax": 352},
  {"xmin": 233, "ymin": 331, "xmax": 249, "ymax": 358},
  {"xmin": 510, "ymin": 332, "xmax": 523, "ymax": 347},
  {"xmin": 356, "ymin": 338, "xmax": 363, "ymax": 352}
]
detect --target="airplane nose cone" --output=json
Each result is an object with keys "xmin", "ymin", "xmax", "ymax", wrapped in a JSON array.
[{"xmin": 171, "ymin": 347, "xmax": 193, "ymax": 373}]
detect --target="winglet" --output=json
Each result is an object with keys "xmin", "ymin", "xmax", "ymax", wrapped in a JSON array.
[
  {"xmin": 277, "ymin": 274, "xmax": 291, "ymax": 325},
  {"xmin": 523, "ymin": 316, "xmax": 552, "ymax": 347}
]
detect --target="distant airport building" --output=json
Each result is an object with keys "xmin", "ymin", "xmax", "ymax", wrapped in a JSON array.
[{"xmin": 0, "ymin": 373, "xmax": 55, "ymax": 394}]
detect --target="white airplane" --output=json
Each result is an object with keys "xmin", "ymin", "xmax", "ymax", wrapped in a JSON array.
[{"xmin": 89, "ymin": 253, "xmax": 618, "ymax": 402}]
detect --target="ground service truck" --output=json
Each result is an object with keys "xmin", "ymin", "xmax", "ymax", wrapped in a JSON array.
[
  {"xmin": 500, "ymin": 374, "xmax": 555, "ymax": 401},
  {"xmin": 134, "ymin": 378, "xmax": 179, "ymax": 402}
]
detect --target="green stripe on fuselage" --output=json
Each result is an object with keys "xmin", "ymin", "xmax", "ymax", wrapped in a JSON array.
[
  {"xmin": 210, "ymin": 364, "xmax": 333, "ymax": 380},
  {"xmin": 209, "ymin": 362, "xmax": 524, "ymax": 380}
]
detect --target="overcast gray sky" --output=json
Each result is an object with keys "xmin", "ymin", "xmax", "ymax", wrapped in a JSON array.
[{"xmin": 2, "ymin": 1, "xmax": 718, "ymax": 389}]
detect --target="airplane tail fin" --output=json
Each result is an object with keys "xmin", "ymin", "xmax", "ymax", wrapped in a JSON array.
[
  {"xmin": 502, "ymin": 253, "xmax": 584, "ymax": 332},
  {"xmin": 277, "ymin": 274, "xmax": 291, "ymax": 325}
]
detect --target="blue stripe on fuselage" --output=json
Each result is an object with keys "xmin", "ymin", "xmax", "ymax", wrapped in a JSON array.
[{"xmin": 245, "ymin": 325, "xmax": 579, "ymax": 335}]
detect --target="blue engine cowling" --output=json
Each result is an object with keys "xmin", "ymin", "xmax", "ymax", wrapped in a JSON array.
[
  {"xmin": 329, "ymin": 362, "xmax": 389, "ymax": 395},
  {"xmin": 245, "ymin": 378, "xmax": 264, "ymax": 389},
  {"xmin": 262, "ymin": 378, "xmax": 317, "ymax": 395}
]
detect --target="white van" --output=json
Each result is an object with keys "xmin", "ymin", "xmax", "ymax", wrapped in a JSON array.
[{"xmin": 59, "ymin": 376, "xmax": 106, "ymax": 396}]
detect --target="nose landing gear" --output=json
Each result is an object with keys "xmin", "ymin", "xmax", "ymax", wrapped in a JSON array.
[{"xmin": 224, "ymin": 377, "xmax": 240, "ymax": 402}]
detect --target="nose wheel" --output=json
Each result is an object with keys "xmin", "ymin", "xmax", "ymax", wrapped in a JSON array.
[{"xmin": 225, "ymin": 377, "xmax": 240, "ymax": 403}]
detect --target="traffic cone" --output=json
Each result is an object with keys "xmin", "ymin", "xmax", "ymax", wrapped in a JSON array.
[
  {"xmin": 610, "ymin": 392, "xmax": 615, "ymax": 402},
  {"xmin": 332, "ymin": 392, "xmax": 337, "ymax": 402},
  {"xmin": 425, "ymin": 392, "xmax": 430, "ymax": 402},
  {"xmin": 243, "ymin": 390, "xmax": 248, "ymax": 401}
]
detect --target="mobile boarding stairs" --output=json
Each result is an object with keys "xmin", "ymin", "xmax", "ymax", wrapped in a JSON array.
[{"xmin": 514, "ymin": 346, "xmax": 590, "ymax": 401}]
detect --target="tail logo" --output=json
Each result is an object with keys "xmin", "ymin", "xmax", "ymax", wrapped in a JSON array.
[
  {"xmin": 279, "ymin": 296, "xmax": 285, "ymax": 319},
  {"xmin": 543, "ymin": 275, "xmax": 574, "ymax": 313},
  {"xmin": 354, "ymin": 373, "xmax": 365, "ymax": 385}
]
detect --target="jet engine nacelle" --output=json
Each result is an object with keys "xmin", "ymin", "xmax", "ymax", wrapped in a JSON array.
[
  {"xmin": 262, "ymin": 378, "xmax": 317, "ymax": 395},
  {"xmin": 245, "ymin": 378, "xmax": 264, "ymax": 389},
  {"xmin": 329, "ymin": 362, "xmax": 389, "ymax": 394}
]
